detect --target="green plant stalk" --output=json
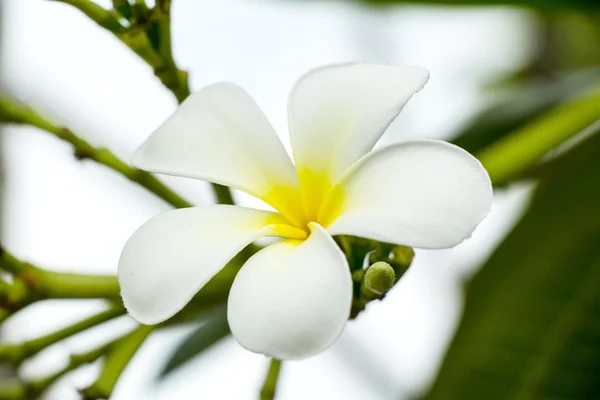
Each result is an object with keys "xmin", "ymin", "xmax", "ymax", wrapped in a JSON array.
[
  {"xmin": 0, "ymin": 247, "xmax": 120, "ymax": 304},
  {"xmin": 477, "ymin": 90, "xmax": 600, "ymax": 185},
  {"xmin": 0, "ymin": 99, "xmax": 192, "ymax": 209},
  {"xmin": 31, "ymin": 268, "xmax": 121, "ymax": 299},
  {"xmin": 0, "ymin": 306, "xmax": 124, "ymax": 364},
  {"xmin": 47, "ymin": 0, "xmax": 232, "ymax": 204},
  {"xmin": 0, "ymin": 333, "xmax": 126, "ymax": 400},
  {"xmin": 260, "ymin": 359, "xmax": 282, "ymax": 400},
  {"xmin": 82, "ymin": 325, "xmax": 154, "ymax": 399},
  {"xmin": 152, "ymin": 0, "xmax": 189, "ymax": 103},
  {"xmin": 27, "ymin": 337, "xmax": 118, "ymax": 396},
  {"xmin": 48, "ymin": 0, "xmax": 125, "ymax": 32}
]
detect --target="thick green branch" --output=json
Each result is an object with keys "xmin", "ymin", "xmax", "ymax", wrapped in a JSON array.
[
  {"xmin": 0, "ymin": 247, "xmax": 120, "ymax": 310},
  {"xmin": 48, "ymin": 0, "xmax": 125, "ymax": 32},
  {"xmin": 82, "ymin": 325, "xmax": 154, "ymax": 399},
  {"xmin": 0, "ymin": 99, "xmax": 192, "ymax": 209},
  {"xmin": 260, "ymin": 359, "xmax": 282, "ymax": 400},
  {"xmin": 0, "ymin": 306, "xmax": 124, "ymax": 364}
]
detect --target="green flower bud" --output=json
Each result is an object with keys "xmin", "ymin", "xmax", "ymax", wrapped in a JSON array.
[
  {"xmin": 389, "ymin": 246, "xmax": 415, "ymax": 282},
  {"xmin": 363, "ymin": 261, "xmax": 395, "ymax": 297}
]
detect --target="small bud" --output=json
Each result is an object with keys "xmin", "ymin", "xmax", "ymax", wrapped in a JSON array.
[
  {"xmin": 389, "ymin": 246, "xmax": 415, "ymax": 282},
  {"xmin": 363, "ymin": 261, "xmax": 395, "ymax": 297},
  {"xmin": 351, "ymin": 269, "xmax": 364, "ymax": 283}
]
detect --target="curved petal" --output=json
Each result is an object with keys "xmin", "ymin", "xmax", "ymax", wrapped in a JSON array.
[
  {"xmin": 118, "ymin": 205, "xmax": 307, "ymax": 325},
  {"xmin": 133, "ymin": 83, "xmax": 304, "ymax": 225},
  {"xmin": 321, "ymin": 140, "xmax": 493, "ymax": 249},
  {"xmin": 228, "ymin": 223, "xmax": 352, "ymax": 360},
  {"xmin": 288, "ymin": 63, "xmax": 429, "ymax": 219}
]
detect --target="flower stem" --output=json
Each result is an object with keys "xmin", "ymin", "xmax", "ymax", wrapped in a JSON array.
[
  {"xmin": 0, "ymin": 306, "xmax": 124, "ymax": 364},
  {"xmin": 82, "ymin": 325, "xmax": 155, "ymax": 399},
  {"xmin": 0, "ymin": 98, "xmax": 192, "ymax": 209},
  {"xmin": 260, "ymin": 358, "xmax": 282, "ymax": 400}
]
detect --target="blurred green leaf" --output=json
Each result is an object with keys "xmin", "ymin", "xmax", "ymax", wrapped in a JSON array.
[
  {"xmin": 453, "ymin": 70, "xmax": 600, "ymax": 155},
  {"xmin": 353, "ymin": 0, "xmax": 600, "ymax": 9},
  {"xmin": 475, "ymin": 83, "xmax": 600, "ymax": 185},
  {"xmin": 160, "ymin": 306, "xmax": 230, "ymax": 378},
  {"xmin": 426, "ymin": 124, "xmax": 600, "ymax": 399}
]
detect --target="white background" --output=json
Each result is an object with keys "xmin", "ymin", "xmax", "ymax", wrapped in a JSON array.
[{"xmin": 2, "ymin": 0, "xmax": 534, "ymax": 399}]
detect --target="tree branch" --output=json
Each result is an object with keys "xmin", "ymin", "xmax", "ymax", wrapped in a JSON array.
[
  {"xmin": 46, "ymin": 0, "xmax": 232, "ymax": 204},
  {"xmin": 0, "ymin": 306, "xmax": 124, "ymax": 365},
  {"xmin": 0, "ymin": 98, "xmax": 192, "ymax": 209},
  {"xmin": 0, "ymin": 332, "xmax": 127, "ymax": 399},
  {"xmin": 48, "ymin": 0, "xmax": 125, "ymax": 32},
  {"xmin": 82, "ymin": 325, "xmax": 154, "ymax": 399},
  {"xmin": 0, "ymin": 246, "xmax": 120, "ymax": 314}
]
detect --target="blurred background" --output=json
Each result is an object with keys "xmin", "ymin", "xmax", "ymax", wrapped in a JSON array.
[{"xmin": 0, "ymin": 0, "xmax": 599, "ymax": 399}]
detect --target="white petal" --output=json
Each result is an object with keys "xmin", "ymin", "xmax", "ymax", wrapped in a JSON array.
[
  {"xmin": 133, "ymin": 83, "xmax": 304, "ymax": 225},
  {"xmin": 118, "ymin": 205, "xmax": 307, "ymax": 325},
  {"xmin": 228, "ymin": 223, "xmax": 352, "ymax": 359},
  {"xmin": 288, "ymin": 63, "xmax": 429, "ymax": 218},
  {"xmin": 322, "ymin": 140, "xmax": 493, "ymax": 249}
]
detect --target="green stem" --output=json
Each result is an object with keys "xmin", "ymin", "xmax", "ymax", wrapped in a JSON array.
[
  {"xmin": 476, "ymin": 87, "xmax": 600, "ymax": 185},
  {"xmin": 212, "ymin": 183, "xmax": 235, "ymax": 205},
  {"xmin": 0, "ymin": 306, "xmax": 124, "ymax": 364},
  {"xmin": 46, "ymin": 0, "xmax": 234, "ymax": 205},
  {"xmin": 0, "ymin": 247, "xmax": 120, "ymax": 308},
  {"xmin": 82, "ymin": 325, "xmax": 154, "ymax": 399},
  {"xmin": 31, "ymin": 268, "xmax": 120, "ymax": 299},
  {"xmin": 48, "ymin": 0, "xmax": 125, "ymax": 32},
  {"xmin": 27, "ymin": 336, "xmax": 118, "ymax": 396},
  {"xmin": 0, "ymin": 333, "xmax": 126, "ymax": 399},
  {"xmin": 0, "ymin": 99, "xmax": 192, "ymax": 209},
  {"xmin": 260, "ymin": 359, "xmax": 282, "ymax": 400},
  {"xmin": 153, "ymin": 0, "xmax": 189, "ymax": 104}
]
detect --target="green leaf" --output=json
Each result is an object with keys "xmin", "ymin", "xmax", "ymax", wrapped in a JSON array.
[
  {"xmin": 352, "ymin": 0, "xmax": 600, "ymax": 10},
  {"xmin": 452, "ymin": 70, "xmax": 600, "ymax": 155},
  {"xmin": 426, "ymin": 126, "xmax": 600, "ymax": 399},
  {"xmin": 159, "ymin": 305, "xmax": 230, "ymax": 378},
  {"xmin": 476, "ymin": 85, "xmax": 600, "ymax": 186}
]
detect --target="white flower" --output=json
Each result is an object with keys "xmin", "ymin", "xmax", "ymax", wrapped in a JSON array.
[{"xmin": 118, "ymin": 64, "xmax": 492, "ymax": 360}]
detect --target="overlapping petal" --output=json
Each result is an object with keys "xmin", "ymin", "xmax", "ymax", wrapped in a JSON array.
[
  {"xmin": 227, "ymin": 223, "xmax": 352, "ymax": 359},
  {"xmin": 288, "ymin": 63, "xmax": 429, "ymax": 219},
  {"xmin": 118, "ymin": 205, "xmax": 307, "ymax": 325},
  {"xmin": 321, "ymin": 140, "xmax": 493, "ymax": 249},
  {"xmin": 132, "ymin": 83, "xmax": 305, "ymax": 225}
]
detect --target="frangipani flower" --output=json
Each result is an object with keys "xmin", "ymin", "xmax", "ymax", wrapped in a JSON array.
[{"xmin": 119, "ymin": 64, "xmax": 492, "ymax": 360}]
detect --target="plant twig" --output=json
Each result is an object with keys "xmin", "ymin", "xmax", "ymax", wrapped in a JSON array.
[
  {"xmin": 48, "ymin": 0, "xmax": 125, "ymax": 32},
  {"xmin": 0, "ymin": 306, "xmax": 124, "ymax": 365},
  {"xmin": 46, "ymin": 0, "xmax": 233, "ymax": 204},
  {"xmin": 0, "ymin": 99, "xmax": 192, "ymax": 209},
  {"xmin": 82, "ymin": 325, "xmax": 154, "ymax": 399},
  {"xmin": 260, "ymin": 358, "xmax": 282, "ymax": 400},
  {"xmin": 0, "ymin": 247, "xmax": 120, "ymax": 323},
  {"xmin": 0, "ymin": 332, "xmax": 127, "ymax": 399}
]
